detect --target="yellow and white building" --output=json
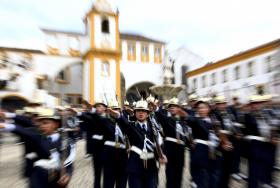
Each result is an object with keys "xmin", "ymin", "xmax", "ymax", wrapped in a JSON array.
[
  {"xmin": 186, "ymin": 39, "xmax": 280, "ymax": 103},
  {"xmin": 0, "ymin": 0, "xmax": 166, "ymax": 109}
]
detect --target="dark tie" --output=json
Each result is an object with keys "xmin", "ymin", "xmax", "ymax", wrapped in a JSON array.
[
  {"xmin": 47, "ymin": 136, "xmax": 52, "ymax": 143},
  {"xmin": 142, "ymin": 124, "xmax": 146, "ymax": 131},
  {"xmin": 142, "ymin": 124, "xmax": 148, "ymax": 134},
  {"xmin": 137, "ymin": 123, "xmax": 146, "ymax": 133}
]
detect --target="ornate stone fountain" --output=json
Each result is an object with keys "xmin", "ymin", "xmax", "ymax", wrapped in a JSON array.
[{"xmin": 150, "ymin": 54, "xmax": 185, "ymax": 100}]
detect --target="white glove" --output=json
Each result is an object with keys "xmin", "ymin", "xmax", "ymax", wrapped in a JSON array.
[
  {"xmin": 34, "ymin": 150, "xmax": 60, "ymax": 170},
  {"xmin": 25, "ymin": 152, "xmax": 38, "ymax": 160},
  {"xmin": 233, "ymin": 122, "xmax": 244, "ymax": 128},
  {"xmin": 4, "ymin": 112, "xmax": 16, "ymax": 119},
  {"xmin": 0, "ymin": 123, "xmax": 16, "ymax": 132},
  {"xmin": 157, "ymin": 133, "xmax": 163, "ymax": 146},
  {"xmin": 34, "ymin": 157, "xmax": 60, "ymax": 170}
]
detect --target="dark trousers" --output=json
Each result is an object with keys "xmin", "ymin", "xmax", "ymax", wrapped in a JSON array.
[
  {"xmin": 128, "ymin": 172, "xmax": 157, "ymax": 188},
  {"xmin": 232, "ymin": 138, "xmax": 242, "ymax": 174},
  {"xmin": 164, "ymin": 142, "xmax": 185, "ymax": 188},
  {"xmin": 92, "ymin": 154, "xmax": 103, "ymax": 188},
  {"xmin": 24, "ymin": 158, "xmax": 34, "ymax": 178},
  {"xmin": 191, "ymin": 143, "xmax": 220, "ymax": 188},
  {"xmin": 210, "ymin": 157, "xmax": 222, "ymax": 188},
  {"xmin": 219, "ymin": 150, "xmax": 233, "ymax": 188},
  {"xmin": 103, "ymin": 167, "xmax": 127, "ymax": 188},
  {"xmin": 165, "ymin": 164, "xmax": 184, "ymax": 188},
  {"xmin": 192, "ymin": 159, "xmax": 221, "ymax": 188},
  {"xmin": 86, "ymin": 134, "xmax": 92, "ymax": 155},
  {"xmin": 103, "ymin": 147, "xmax": 128, "ymax": 188},
  {"xmin": 30, "ymin": 167, "xmax": 59, "ymax": 188},
  {"xmin": 260, "ymin": 142, "xmax": 276, "ymax": 185},
  {"xmin": 248, "ymin": 140, "xmax": 275, "ymax": 188}
]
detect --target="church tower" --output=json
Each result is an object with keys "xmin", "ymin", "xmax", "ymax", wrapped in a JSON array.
[{"xmin": 83, "ymin": 0, "xmax": 121, "ymax": 104}]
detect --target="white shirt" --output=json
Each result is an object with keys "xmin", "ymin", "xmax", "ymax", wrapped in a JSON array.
[
  {"xmin": 136, "ymin": 121, "xmax": 148, "ymax": 131},
  {"xmin": 47, "ymin": 133, "xmax": 60, "ymax": 142}
]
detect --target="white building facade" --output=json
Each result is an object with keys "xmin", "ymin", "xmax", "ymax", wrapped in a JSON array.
[
  {"xmin": 169, "ymin": 47, "xmax": 204, "ymax": 100},
  {"xmin": 186, "ymin": 39, "xmax": 280, "ymax": 103},
  {"xmin": 0, "ymin": 0, "xmax": 166, "ymax": 109}
]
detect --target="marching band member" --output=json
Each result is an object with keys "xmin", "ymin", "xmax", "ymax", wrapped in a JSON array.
[
  {"xmin": 0, "ymin": 108, "xmax": 75, "ymax": 188},
  {"xmin": 183, "ymin": 99, "xmax": 221, "ymax": 188},
  {"xmin": 101, "ymin": 100, "xmax": 128, "ymax": 188},
  {"xmin": 77, "ymin": 99, "xmax": 107, "ymax": 188},
  {"xmin": 244, "ymin": 95, "xmax": 279, "ymax": 188},
  {"xmin": 79, "ymin": 100, "xmax": 93, "ymax": 156},
  {"xmin": 152, "ymin": 97, "xmax": 188, "ymax": 188},
  {"xmin": 186, "ymin": 94, "xmax": 199, "ymax": 116},
  {"xmin": 212, "ymin": 96, "xmax": 235, "ymax": 188},
  {"xmin": 0, "ymin": 107, "xmax": 40, "ymax": 178},
  {"xmin": 108, "ymin": 99, "xmax": 167, "ymax": 188},
  {"xmin": 122, "ymin": 100, "xmax": 135, "ymax": 122},
  {"xmin": 1, "ymin": 93, "xmax": 279, "ymax": 188},
  {"xmin": 227, "ymin": 94, "xmax": 245, "ymax": 181},
  {"xmin": 146, "ymin": 95, "xmax": 164, "ymax": 143},
  {"xmin": 227, "ymin": 94, "xmax": 242, "ymax": 122},
  {"xmin": 162, "ymin": 100, "xmax": 170, "ymax": 110}
]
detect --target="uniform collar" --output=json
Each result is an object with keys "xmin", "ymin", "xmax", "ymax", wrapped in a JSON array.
[
  {"xmin": 136, "ymin": 121, "xmax": 148, "ymax": 129},
  {"xmin": 202, "ymin": 117, "xmax": 211, "ymax": 123},
  {"xmin": 196, "ymin": 114, "xmax": 211, "ymax": 123}
]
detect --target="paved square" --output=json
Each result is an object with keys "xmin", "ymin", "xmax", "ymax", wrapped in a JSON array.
[{"xmin": 0, "ymin": 137, "xmax": 279, "ymax": 188}]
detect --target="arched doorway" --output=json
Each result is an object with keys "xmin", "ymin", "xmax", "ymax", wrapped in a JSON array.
[
  {"xmin": 1, "ymin": 95, "xmax": 29, "ymax": 112},
  {"xmin": 47, "ymin": 63, "xmax": 83, "ymax": 105},
  {"xmin": 126, "ymin": 82, "xmax": 155, "ymax": 103}
]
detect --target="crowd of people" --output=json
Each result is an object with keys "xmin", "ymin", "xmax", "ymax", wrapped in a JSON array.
[{"xmin": 0, "ymin": 93, "xmax": 279, "ymax": 188}]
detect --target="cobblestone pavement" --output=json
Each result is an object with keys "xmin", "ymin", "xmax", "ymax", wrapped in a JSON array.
[{"xmin": 0, "ymin": 134, "xmax": 279, "ymax": 188}]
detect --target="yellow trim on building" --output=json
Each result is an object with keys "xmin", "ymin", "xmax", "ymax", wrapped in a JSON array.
[
  {"xmin": 90, "ymin": 12, "xmax": 95, "ymax": 48},
  {"xmin": 154, "ymin": 45, "xmax": 162, "ymax": 63},
  {"xmin": 116, "ymin": 57, "xmax": 121, "ymax": 103},
  {"xmin": 0, "ymin": 47, "xmax": 43, "ymax": 54},
  {"xmin": 87, "ymin": 9, "xmax": 117, "ymax": 18},
  {"xmin": 68, "ymin": 48, "xmax": 81, "ymax": 57},
  {"xmin": 82, "ymin": 58, "xmax": 85, "ymax": 100},
  {"xmin": 186, "ymin": 39, "xmax": 280, "ymax": 78},
  {"xmin": 127, "ymin": 41, "xmax": 136, "ymax": 61},
  {"xmin": 84, "ymin": 4, "xmax": 122, "ymax": 104},
  {"xmin": 55, "ymin": 79, "xmax": 69, "ymax": 84},
  {"xmin": 24, "ymin": 53, "xmax": 33, "ymax": 60},
  {"xmin": 36, "ymin": 74, "xmax": 48, "ymax": 80},
  {"xmin": 89, "ymin": 54, "xmax": 95, "ymax": 104},
  {"xmin": 115, "ymin": 14, "xmax": 120, "ymax": 52},
  {"xmin": 141, "ymin": 43, "xmax": 149, "ymax": 63},
  {"xmin": 47, "ymin": 46, "xmax": 60, "ymax": 56},
  {"xmin": 83, "ymin": 49, "xmax": 121, "ymax": 59}
]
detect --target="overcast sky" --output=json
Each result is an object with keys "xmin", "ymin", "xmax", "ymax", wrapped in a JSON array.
[{"xmin": 0, "ymin": 0, "xmax": 279, "ymax": 62}]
